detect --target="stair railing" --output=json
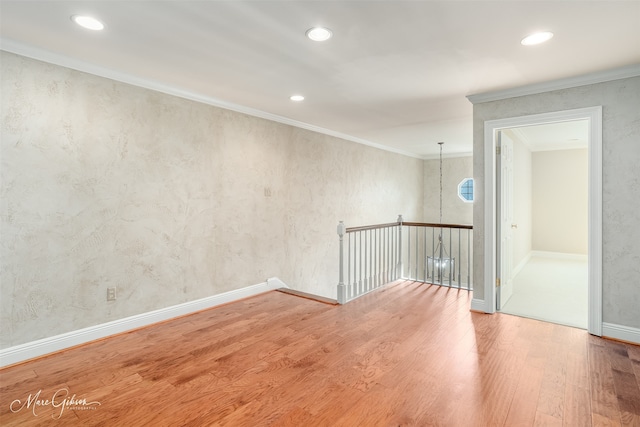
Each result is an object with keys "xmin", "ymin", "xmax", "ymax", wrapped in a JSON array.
[
  {"xmin": 337, "ymin": 215, "xmax": 404, "ymax": 304},
  {"xmin": 337, "ymin": 215, "xmax": 472, "ymax": 304}
]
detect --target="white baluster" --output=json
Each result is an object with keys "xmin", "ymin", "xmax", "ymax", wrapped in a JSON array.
[
  {"xmin": 337, "ymin": 221, "xmax": 346, "ymax": 304},
  {"xmin": 397, "ymin": 214, "xmax": 403, "ymax": 279}
]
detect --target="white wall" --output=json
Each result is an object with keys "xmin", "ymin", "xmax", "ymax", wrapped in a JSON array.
[
  {"xmin": 532, "ymin": 149, "xmax": 588, "ymax": 254},
  {"xmin": 472, "ymin": 75, "xmax": 640, "ymax": 329},
  {"xmin": 0, "ymin": 52, "xmax": 425, "ymax": 348}
]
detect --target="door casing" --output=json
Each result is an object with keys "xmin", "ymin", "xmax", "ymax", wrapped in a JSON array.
[{"xmin": 482, "ymin": 106, "xmax": 602, "ymax": 336}]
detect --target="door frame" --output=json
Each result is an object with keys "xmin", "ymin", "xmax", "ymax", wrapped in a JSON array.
[{"xmin": 483, "ymin": 106, "xmax": 602, "ymax": 336}]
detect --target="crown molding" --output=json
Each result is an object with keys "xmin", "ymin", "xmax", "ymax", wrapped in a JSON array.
[
  {"xmin": 0, "ymin": 38, "xmax": 423, "ymax": 160},
  {"xmin": 422, "ymin": 151, "xmax": 473, "ymax": 160},
  {"xmin": 467, "ymin": 63, "xmax": 640, "ymax": 104}
]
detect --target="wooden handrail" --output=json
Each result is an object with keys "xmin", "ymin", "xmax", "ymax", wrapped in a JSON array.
[
  {"xmin": 402, "ymin": 222, "xmax": 473, "ymax": 230},
  {"xmin": 346, "ymin": 222, "xmax": 400, "ymax": 233},
  {"xmin": 345, "ymin": 221, "xmax": 473, "ymax": 232}
]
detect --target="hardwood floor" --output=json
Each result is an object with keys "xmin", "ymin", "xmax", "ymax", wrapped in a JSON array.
[{"xmin": 1, "ymin": 280, "xmax": 639, "ymax": 426}]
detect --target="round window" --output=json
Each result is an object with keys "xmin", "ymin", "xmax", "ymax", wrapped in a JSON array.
[{"xmin": 458, "ymin": 178, "xmax": 474, "ymax": 203}]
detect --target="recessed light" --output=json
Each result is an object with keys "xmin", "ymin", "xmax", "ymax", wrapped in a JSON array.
[
  {"xmin": 521, "ymin": 31, "xmax": 553, "ymax": 46},
  {"xmin": 306, "ymin": 27, "xmax": 332, "ymax": 42},
  {"xmin": 71, "ymin": 15, "xmax": 105, "ymax": 31},
  {"xmin": 290, "ymin": 95, "xmax": 305, "ymax": 102}
]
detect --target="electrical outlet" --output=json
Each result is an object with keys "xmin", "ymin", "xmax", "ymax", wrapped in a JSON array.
[{"xmin": 107, "ymin": 287, "xmax": 117, "ymax": 301}]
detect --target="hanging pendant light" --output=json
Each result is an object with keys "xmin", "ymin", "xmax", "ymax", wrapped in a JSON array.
[{"xmin": 428, "ymin": 142, "xmax": 455, "ymax": 284}]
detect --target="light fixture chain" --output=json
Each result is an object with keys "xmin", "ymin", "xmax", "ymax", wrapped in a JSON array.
[{"xmin": 438, "ymin": 142, "xmax": 443, "ymax": 227}]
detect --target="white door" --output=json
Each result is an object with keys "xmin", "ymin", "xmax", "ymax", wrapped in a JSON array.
[{"xmin": 498, "ymin": 132, "xmax": 514, "ymax": 309}]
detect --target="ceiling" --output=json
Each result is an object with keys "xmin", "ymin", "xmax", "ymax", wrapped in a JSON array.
[
  {"xmin": 506, "ymin": 120, "xmax": 589, "ymax": 152},
  {"xmin": 1, "ymin": 1, "xmax": 639, "ymax": 158}
]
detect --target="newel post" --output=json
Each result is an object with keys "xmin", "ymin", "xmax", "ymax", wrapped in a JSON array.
[
  {"xmin": 397, "ymin": 214, "xmax": 403, "ymax": 280},
  {"xmin": 337, "ymin": 221, "xmax": 346, "ymax": 304}
]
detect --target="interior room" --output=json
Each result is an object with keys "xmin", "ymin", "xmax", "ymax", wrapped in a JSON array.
[
  {"xmin": 498, "ymin": 122, "xmax": 589, "ymax": 329},
  {"xmin": 1, "ymin": 1, "xmax": 639, "ymax": 425}
]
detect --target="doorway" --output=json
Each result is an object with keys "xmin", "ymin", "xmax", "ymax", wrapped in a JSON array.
[
  {"xmin": 482, "ymin": 107, "xmax": 602, "ymax": 336},
  {"xmin": 496, "ymin": 121, "xmax": 589, "ymax": 329}
]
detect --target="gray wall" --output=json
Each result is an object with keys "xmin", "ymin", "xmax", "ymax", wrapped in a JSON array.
[
  {"xmin": 0, "ymin": 52, "xmax": 424, "ymax": 348},
  {"xmin": 472, "ymin": 76, "xmax": 640, "ymax": 328}
]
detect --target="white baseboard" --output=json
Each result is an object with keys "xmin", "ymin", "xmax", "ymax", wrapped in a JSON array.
[
  {"xmin": 512, "ymin": 252, "xmax": 532, "ymax": 278},
  {"xmin": 531, "ymin": 250, "xmax": 588, "ymax": 262},
  {"xmin": 0, "ymin": 277, "xmax": 288, "ymax": 368},
  {"xmin": 602, "ymin": 322, "xmax": 640, "ymax": 345},
  {"xmin": 470, "ymin": 298, "xmax": 491, "ymax": 313},
  {"xmin": 266, "ymin": 277, "xmax": 289, "ymax": 290}
]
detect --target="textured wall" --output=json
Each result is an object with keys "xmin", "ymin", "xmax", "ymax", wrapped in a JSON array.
[
  {"xmin": 532, "ymin": 148, "xmax": 588, "ymax": 255},
  {"xmin": 0, "ymin": 52, "xmax": 424, "ymax": 348},
  {"xmin": 472, "ymin": 76, "xmax": 640, "ymax": 328},
  {"xmin": 424, "ymin": 156, "xmax": 473, "ymax": 225}
]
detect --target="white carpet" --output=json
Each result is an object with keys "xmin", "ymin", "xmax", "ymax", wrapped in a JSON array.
[{"xmin": 500, "ymin": 253, "xmax": 588, "ymax": 329}]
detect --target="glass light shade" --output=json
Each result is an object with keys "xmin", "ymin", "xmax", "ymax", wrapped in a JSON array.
[{"xmin": 427, "ymin": 256, "xmax": 456, "ymax": 284}]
